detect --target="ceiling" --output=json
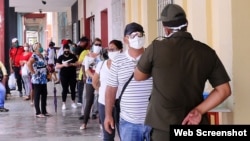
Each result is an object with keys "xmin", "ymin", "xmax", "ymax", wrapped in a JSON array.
[
  {"xmin": 10, "ymin": 0, "xmax": 77, "ymax": 31},
  {"xmin": 9, "ymin": 0, "xmax": 77, "ymax": 13}
]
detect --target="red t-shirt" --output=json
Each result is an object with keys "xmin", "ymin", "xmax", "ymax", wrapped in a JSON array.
[
  {"xmin": 19, "ymin": 52, "xmax": 33, "ymax": 62},
  {"xmin": 9, "ymin": 46, "xmax": 24, "ymax": 67}
]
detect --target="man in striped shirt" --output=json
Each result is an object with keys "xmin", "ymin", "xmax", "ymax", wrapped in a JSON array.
[{"xmin": 104, "ymin": 22, "xmax": 152, "ymax": 141}]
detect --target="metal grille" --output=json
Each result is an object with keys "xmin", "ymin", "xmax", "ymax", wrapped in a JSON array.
[{"xmin": 157, "ymin": 0, "xmax": 174, "ymax": 37}]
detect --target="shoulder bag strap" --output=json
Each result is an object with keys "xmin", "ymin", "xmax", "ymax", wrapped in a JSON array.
[{"xmin": 119, "ymin": 73, "xmax": 134, "ymax": 101}]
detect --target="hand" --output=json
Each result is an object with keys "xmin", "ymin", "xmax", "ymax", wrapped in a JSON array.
[
  {"xmin": 182, "ymin": 108, "xmax": 202, "ymax": 125},
  {"xmin": 70, "ymin": 63, "xmax": 76, "ymax": 67},
  {"xmin": 63, "ymin": 63, "xmax": 69, "ymax": 67},
  {"xmin": 104, "ymin": 116, "xmax": 115, "ymax": 134}
]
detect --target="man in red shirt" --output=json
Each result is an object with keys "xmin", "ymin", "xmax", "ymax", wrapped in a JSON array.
[{"xmin": 9, "ymin": 38, "xmax": 24, "ymax": 97}]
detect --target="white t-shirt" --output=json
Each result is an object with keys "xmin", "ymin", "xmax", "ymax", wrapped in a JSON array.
[
  {"xmin": 47, "ymin": 47, "xmax": 56, "ymax": 64},
  {"xmin": 82, "ymin": 54, "xmax": 101, "ymax": 84},
  {"xmin": 95, "ymin": 60, "xmax": 109, "ymax": 105}
]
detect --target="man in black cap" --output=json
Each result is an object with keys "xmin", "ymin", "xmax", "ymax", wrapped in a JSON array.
[
  {"xmin": 104, "ymin": 22, "xmax": 152, "ymax": 141},
  {"xmin": 134, "ymin": 4, "xmax": 231, "ymax": 141}
]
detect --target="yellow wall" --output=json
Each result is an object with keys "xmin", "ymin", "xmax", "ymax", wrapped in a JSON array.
[
  {"xmin": 232, "ymin": 0, "xmax": 250, "ymax": 124},
  {"xmin": 124, "ymin": 0, "xmax": 250, "ymax": 124},
  {"xmin": 125, "ymin": 0, "xmax": 157, "ymax": 47},
  {"xmin": 76, "ymin": 0, "xmax": 250, "ymax": 124}
]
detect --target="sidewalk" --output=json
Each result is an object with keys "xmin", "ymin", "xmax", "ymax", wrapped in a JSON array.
[{"xmin": 0, "ymin": 83, "xmax": 119, "ymax": 141}]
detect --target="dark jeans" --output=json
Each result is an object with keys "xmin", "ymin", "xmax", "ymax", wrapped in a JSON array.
[
  {"xmin": 12, "ymin": 66, "xmax": 23, "ymax": 92},
  {"xmin": 60, "ymin": 75, "xmax": 76, "ymax": 102},
  {"xmin": 83, "ymin": 83, "xmax": 95, "ymax": 124},
  {"xmin": 99, "ymin": 103, "xmax": 115, "ymax": 141},
  {"xmin": 33, "ymin": 84, "xmax": 47, "ymax": 115},
  {"xmin": 77, "ymin": 80, "xmax": 84, "ymax": 103}
]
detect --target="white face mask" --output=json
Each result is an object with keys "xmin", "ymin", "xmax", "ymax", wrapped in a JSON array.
[
  {"xmin": 92, "ymin": 45, "xmax": 102, "ymax": 54},
  {"xmin": 24, "ymin": 47, "xmax": 29, "ymax": 51},
  {"xmin": 108, "ymin": 51, "xmax": 120, "ymax": 61},
  {"xmin": 128, "ymin": 36, "xmax": 145, "ymax": 49}
]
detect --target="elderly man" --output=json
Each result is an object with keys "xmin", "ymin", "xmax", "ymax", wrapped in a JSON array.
[{"xmin": 9, "ymin": 38, "xmax": 24, "ymax": 97}]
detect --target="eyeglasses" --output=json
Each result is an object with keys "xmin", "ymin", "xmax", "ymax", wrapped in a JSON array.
[
  {"xmin": 94, "ymin": 44, "xmax": 102, "ymax": 46},
  {"xmin": 127, "ymin": 32, "xmax": 144, "ymax": 39}
]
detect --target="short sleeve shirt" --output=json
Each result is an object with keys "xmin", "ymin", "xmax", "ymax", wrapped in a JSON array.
[
  {"xmin": 137, "ymin": 32, "xmax": 231, "ymax": 131},
  {"xmin": 107, "ymin": 51, "xmax": 153, "ymax": 124},
  {"xmin": 83, "ymin": 54, "xmax": 101, "ymax": 84},
  {"xmin": 57, "ymin": 53, "xmax": 78, "ymax": 77},
  {"xmin": 9, "ymin": 46, "xmax": 24, "ymax": 67}
]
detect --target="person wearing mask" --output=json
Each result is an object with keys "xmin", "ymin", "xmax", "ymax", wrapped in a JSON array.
[
  {"xmin": 80, "ymin": 38, "xmax": 102, "ymax": 130},
  {"xmin": 56, "ymin": 44, "xmax": 78, "ymax": 110},
  {"xmin": 92, "ymin": 40, "xmax": 123, "ymax": 141},
  {"xmin": 27, "ymin": 42, "xmax": 49, "ymax": 118},
  {"xmin": 9, "ymin": 38, "xmax": 24, "ymax": 97},
  {"xmin": 75, "ymin": 36, "xmax": 89, "ymax": 58},
  {"xmin": 133, "ymin": 4, "xmax": 231, "ymax": 141},
  {"xmin": 19, "ymin": 43, "xmax": 33, "ymax": 100},
  {"xmin": 0, "ymin": 60, "xmax": 9, "ymax": 112},
  {"xmin": 104, "ymin": 22, "xmax": 152, "ymax": 141},
  {"xmin": 46, "ymin": 41, "xmax": 59, "ymax": 84},
  {"xmin": 76, "ymin": 36, "xmax": 89, "ymax": 107}
]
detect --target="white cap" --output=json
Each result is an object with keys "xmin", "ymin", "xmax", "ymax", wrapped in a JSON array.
[{"xmin": 12, "ymin": 38, "xmax": 18, "ymax": 43}]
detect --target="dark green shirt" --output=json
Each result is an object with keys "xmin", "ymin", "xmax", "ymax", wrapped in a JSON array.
[{"xmin": 137, "ymin": 32, "xmax": 230, "ymax": 131}]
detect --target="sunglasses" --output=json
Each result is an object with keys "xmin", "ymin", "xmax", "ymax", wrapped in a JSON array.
[
  {"xmin": 127, "ymin": 32, "xmax": 144, "ymax": 39},
  {"xmin": 94, "ymin": 44, "xmax": 102, "ymax": 46}
]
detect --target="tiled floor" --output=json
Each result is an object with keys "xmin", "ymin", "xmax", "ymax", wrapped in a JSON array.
[{"xmin": 1, "ymin": 86, "xmax": 119, "ymax": 141}]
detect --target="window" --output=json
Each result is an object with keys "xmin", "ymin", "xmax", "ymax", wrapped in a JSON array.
[
  {"xmin": 157, "ymin": 0, "xmax": 173, "ymax": 37},
  {"xmin": 90, "ymin": 16, "xmax": 95, "ymax": 43}
]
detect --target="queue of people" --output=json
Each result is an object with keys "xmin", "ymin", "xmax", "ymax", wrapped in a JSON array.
[{"xmin": 1, "ymin": 3, "xmax": 232, "ymax": 141}]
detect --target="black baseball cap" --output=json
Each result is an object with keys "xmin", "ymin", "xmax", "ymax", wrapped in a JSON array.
[{"xmin": 124, "ymin": 22, "xmax": 144, "ymax": 36}]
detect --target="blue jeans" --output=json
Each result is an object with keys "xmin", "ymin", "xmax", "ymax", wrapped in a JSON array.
[
  {"xmin": 0, "ymin": 83, "xmax": 6, "ymax": 108},
  {"xmin": 119, "ymin": 118, "xmax": 151, "ymax": 141},
  {"xmin": 99, "ymin": 103, "xmax": 116, "ymax": 141}
]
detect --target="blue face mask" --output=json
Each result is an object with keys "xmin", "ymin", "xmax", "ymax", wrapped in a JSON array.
[{"xmin": 39, "ymin": 47, "xmax": 43, "ymax": 53}]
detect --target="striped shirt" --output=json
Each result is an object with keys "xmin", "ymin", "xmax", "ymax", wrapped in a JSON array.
[{"xmin": 107, "ymin": 50, "xmax": 152, "ymax": 124}]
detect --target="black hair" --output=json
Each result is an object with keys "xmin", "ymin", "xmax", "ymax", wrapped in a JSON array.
[
  {"xmin": 100, "ymin": 48, "xmax": 109, "ymax": 60},
  {"xmin": 49, "ymin": 41, "xmax": 55, "ymax": 47},
  {"xmin": 80, "ymin": 36, "xmax": 89, "ymax": 42},
  {"xmin": 109, "ymin": 40, "xmax": 123, "ymax": 50},
  {"xmin": 63, "ymin": 44, "xmax": 70, "ymax": 49},
  {"xmin": 67, "ymin": 39, "xmax": 73, "ymax": 44},
  {"xmin": 91, "ymin": 38, "xmax": 102, "ymax": 46}
]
